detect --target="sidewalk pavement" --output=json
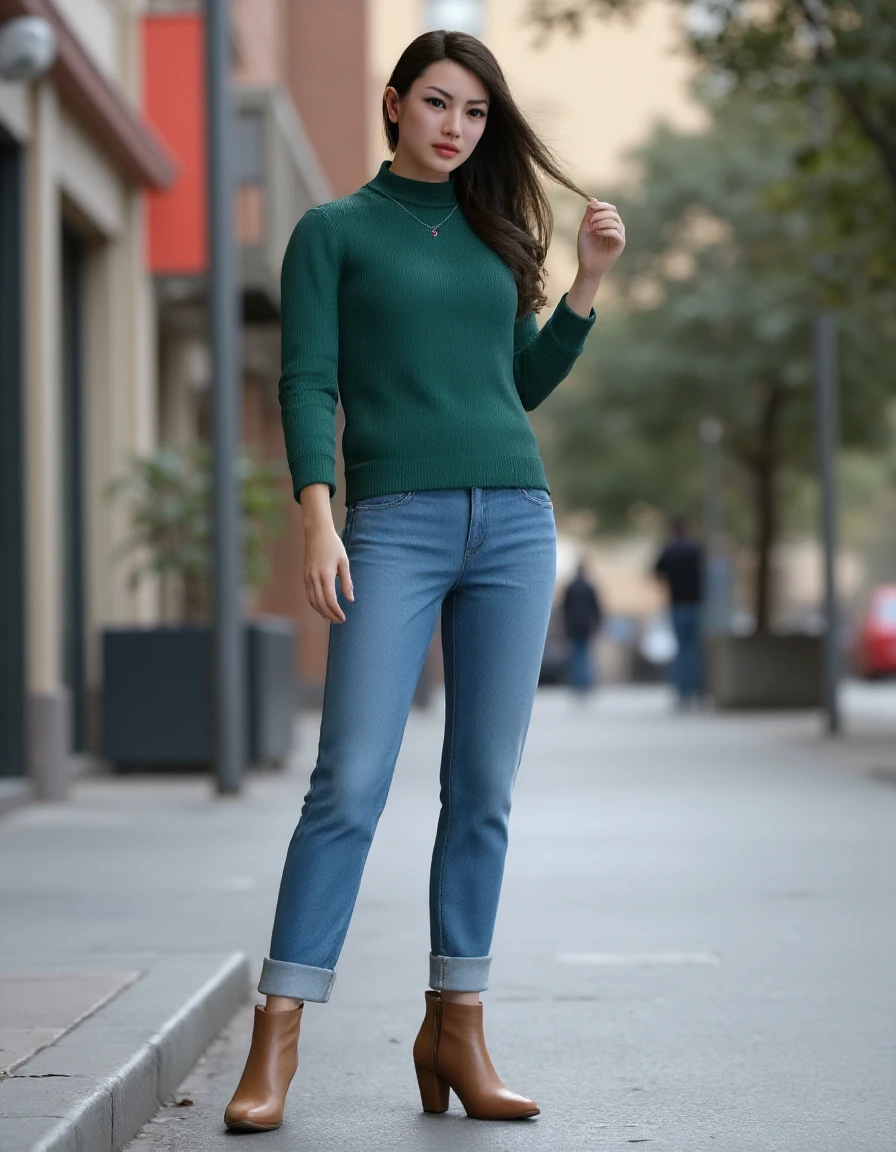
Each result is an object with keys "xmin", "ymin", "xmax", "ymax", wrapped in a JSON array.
[{"xmin": 1, "ymin": 684, "xmax": 895, "ymax": 1151}]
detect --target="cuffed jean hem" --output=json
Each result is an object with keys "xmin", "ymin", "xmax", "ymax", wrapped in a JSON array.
[
  {"xmin": 429, "ymin": 952, "xmax": 491, "ymax": 993},
  {"xmin": 257, "ymin": 956, "xmax": 336, "ymax": 1003}
]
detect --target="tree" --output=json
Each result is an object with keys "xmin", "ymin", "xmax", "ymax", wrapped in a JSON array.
[
  {"xmin": 546, "ymin": 90, "xmax": 895, "ymax": 630},
  {"xmin": 527, "ymin": 0, "xmax": 896, "ymax": 202}
]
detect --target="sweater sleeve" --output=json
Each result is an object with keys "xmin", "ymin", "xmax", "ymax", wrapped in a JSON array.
[
  {"xmin": 513, "ymin": 291, "xmax": 597, "ymax": 412},
  {"xmin": 278, "ymin": 207, "xmax": 340, "ymax": 501}
]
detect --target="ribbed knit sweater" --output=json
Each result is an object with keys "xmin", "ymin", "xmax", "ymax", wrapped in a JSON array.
[{"xmin": 279, "ymin": 159, "xmax": 597, "ymax": 506}]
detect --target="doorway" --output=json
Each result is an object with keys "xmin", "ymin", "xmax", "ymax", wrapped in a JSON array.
[
  {"xmin": 61, "ymin": 223, "xmax": 89, "ymax": 752},
  {"xmin": 0, "ymin": 132, "xmax": 26, "ymax": 779}
]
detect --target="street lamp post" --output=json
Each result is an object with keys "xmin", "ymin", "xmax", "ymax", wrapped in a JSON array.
[{"xmin": 205, "ymin": 0, "xmax": 245, "ymax": 792}]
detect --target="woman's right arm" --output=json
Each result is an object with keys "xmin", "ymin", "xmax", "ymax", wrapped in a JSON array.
[{"xmin": 279, "ymin": 208, "xmax": 353, "ymax": 623}]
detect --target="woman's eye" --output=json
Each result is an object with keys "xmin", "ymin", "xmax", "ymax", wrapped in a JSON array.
[{"xmin": 425, "ymin": 97, "xmax": 485, "ymax": 119}]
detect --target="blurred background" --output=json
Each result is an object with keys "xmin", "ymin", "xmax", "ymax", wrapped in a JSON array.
[
  {"xmin": 1, "ymin": 0, "xmax": 894, "ymax": 801},
  {"xmin": 1, "ymin": 4, "xmax": 895, "ymax": 1149}
]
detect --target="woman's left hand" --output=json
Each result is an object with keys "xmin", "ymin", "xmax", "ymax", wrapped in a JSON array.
[{"xmin": 577, "ymin": 199, "xmax": 626, "ymax": 281}]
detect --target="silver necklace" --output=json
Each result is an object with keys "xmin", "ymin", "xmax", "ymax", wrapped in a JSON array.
[{"xmin": 373, "ymin": 188, "xmax": 459, "ymax": 237}]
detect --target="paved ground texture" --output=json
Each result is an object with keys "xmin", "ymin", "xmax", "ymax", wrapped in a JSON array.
[{"xmin": 3, "ymin": 684, "xmax": 895, "ymax": 1151}]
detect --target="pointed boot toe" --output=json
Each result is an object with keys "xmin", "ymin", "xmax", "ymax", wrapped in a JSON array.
[
  {"xmin": 412, "ymin": 990, "xmax": 539, "ymax": 1121},
  {"xmin": 224, "ymin": 1003, "xmax": 303, "ymax": 1132}
]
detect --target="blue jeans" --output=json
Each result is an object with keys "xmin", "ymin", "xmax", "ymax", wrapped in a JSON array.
[
  {"xmin": 258, "ymin": 487, "xmax": 557, "ymax": 1002},
  {"xmin": 567, "ymin": 636, "xmax": 596, "ymax": 691},
  {"xmin": 669, "ymin": 603, "xmax": 704, "ymax": 701}
]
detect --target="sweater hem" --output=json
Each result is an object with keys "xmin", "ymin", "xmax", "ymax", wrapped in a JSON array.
[{"xmin": 343, "ymin": 455, "xmax": 550, "ymax": 507}]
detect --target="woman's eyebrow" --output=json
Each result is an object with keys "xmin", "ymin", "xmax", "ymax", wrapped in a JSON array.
[{"xmin": 424, "ymin": 85, "xmax": 489, "ymax": 106}]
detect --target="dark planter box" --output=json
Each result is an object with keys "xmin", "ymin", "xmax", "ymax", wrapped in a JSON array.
[
  {"xmin": 102, "ymin": 616, "xmax": 299, "ymax": 769},
  {"xmin": 707, "ymin": 633, "xmax": 823, "ymax": 709}
]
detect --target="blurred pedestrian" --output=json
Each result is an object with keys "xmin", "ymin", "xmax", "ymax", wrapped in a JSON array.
[
  {"xmin": 653, "ymin": 514, "xmax": 705, "ymax": 709},
  {"xmin": 224, "ymin": 29, "xmax": 626, "ymax": 1133},
  {"xmin": 562, "ymin": 560, "xmax": 603, "ymax": 697}
]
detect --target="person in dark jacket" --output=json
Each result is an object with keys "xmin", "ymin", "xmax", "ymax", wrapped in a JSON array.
[
  {"xmin": 653, "ymin": 515, "xmax": 705, "ymax": 707},
  {"xmin": 562, "ymin": 561, "xmax": 604, "ymax": 696}
]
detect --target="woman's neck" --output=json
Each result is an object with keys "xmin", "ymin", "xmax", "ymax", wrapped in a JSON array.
[{"xmin": 388, "ymin": 146, "xmax": 452, "ymax": 184}]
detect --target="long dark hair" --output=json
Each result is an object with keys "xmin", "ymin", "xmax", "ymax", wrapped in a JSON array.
[{"xmin": 382, "ymin": 30, "xmax": 590, "ymax": 318}]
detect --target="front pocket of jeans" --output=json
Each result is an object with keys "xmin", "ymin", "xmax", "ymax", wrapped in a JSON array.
[
  {"xmin": 351, "ymin": 491, "xmax": 415, "ymax": 509},
  {"xmin": 517, "ymin": 488, "xmax": 553, "ymax": 508}
]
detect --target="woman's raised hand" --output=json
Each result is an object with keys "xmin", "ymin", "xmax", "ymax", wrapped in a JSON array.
[{"xmin": 576, "ymin": 198, "xmax": 625, "ymax": 282}]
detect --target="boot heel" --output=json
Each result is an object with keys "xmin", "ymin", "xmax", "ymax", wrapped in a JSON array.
[{"xmin": 415, "ymin": 1064, "xmax": 450, "ymax": 1113}]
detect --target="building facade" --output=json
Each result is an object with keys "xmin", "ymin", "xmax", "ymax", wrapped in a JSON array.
[
  {"xmin": 0, "ymin": 0, "xmax": 368, "ymax": 803},
  {"xmin": 142, "ymin": 0, "xmax": 367, "ymax": 706},
  {"xmin": 0, "ymin": 0, "xmax": 173, "ymax": 804}
]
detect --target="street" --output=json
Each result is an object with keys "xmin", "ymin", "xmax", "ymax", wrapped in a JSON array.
[{"xmin": 86, "ymin": 685, "xmax": 896, "ymax": 1151}]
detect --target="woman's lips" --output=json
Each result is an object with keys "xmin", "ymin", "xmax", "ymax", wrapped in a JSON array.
[{"xmin": 433, "ymin": 145, "xmax": 458, "ymax": 156}]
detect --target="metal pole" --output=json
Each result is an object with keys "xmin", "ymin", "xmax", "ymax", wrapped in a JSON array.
[
  {"xmin": 205, "ymin": 0, "xmax": 244, "ymax": 791},
  {"xmin": 810, "ymin": 81, "xmax": 841, "ymax": 736},
  {"xmin": 699, "ymin": 417, "xmax": 732, "ymax": 635}
]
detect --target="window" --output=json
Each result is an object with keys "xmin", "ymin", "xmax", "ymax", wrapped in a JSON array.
[
  {"xmin": 423, "ymin": 0, "xmax": 484, "ymax": 37},
  {"xmin": 236, "ymin": 110, "xmax": 265, "ymax": 185}
]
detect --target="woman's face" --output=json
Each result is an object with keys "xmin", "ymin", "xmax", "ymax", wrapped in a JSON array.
[{"xmin": 385, "ymin": 59, "xmax": 489, "ymax": 177}]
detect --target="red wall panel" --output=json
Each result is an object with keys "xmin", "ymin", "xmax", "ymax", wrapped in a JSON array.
[{"xmin": 142, "ymin": 15, "xmax": 207, "ymax": 274}]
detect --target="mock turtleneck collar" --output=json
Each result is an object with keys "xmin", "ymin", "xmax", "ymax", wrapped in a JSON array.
[{"xmin": 367, "ymin": 159, "xmax": 458, "ymax": 209}]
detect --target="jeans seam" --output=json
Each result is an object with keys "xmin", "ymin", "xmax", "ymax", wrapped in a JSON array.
[
  {"xmin": 437, "ymin": 600, "xmax": 458, "ymax": 957},
  {"xmin": 465, "ymin": 489, "xmax": 487, "ymax": 559},
  {"xmin": 269, "ymin": 761, "xmax": 323, "ymax": 965}
]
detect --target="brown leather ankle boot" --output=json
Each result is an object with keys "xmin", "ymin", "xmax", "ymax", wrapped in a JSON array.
[
  {"xmin": 223, "ymin": 1003, "xmax": 303, "ymax": 1132},
  {"xmin": 412, "ymin": 990, "xmax": 539, "ymax": 1120}
]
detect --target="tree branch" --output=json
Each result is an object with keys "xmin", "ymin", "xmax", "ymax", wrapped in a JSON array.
[{"xmin": 795, "ymin": 0, "xmax": 896, "ymax": 196}]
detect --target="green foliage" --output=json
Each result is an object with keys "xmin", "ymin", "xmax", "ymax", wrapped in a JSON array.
[
  {"xmin": 546, "ymin": 90, "xmax": 895, "ymax": 626},
  {"xmin": 104, "ymin": 442, "xmax": 287, "ymax": 623},
  {"xmin": 527, "ymin": 0, "xmax": 896, "ymax": 186},
  {"xmin": 528, "ymin": 0, "xmax": 896, "ymax": 299}
]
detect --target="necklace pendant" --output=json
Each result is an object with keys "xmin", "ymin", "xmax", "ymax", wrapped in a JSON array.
[{"xmin": 431, "ymin": 228, "xmax": 438, "ymax": 237}]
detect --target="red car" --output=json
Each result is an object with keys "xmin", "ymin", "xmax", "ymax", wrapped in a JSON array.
[{"xmin": 852, "ymin": 584, "xmax": 896, "ymax": 678}]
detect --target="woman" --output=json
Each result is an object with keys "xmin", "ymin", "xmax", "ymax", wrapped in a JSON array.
[{"xmin": 224, "ymin": 28, "xmax": 624, "ymax": 1133}]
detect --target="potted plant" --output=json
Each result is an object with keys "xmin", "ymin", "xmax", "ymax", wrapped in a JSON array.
[{"xmin": 100, "ymin": 442, "xmax": 300, "ymax": 768}]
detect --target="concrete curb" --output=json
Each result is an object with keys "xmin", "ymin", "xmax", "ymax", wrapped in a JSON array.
[{"xmin": 1, "ymin": 952, "xmax": 250, "ymax": 1152}]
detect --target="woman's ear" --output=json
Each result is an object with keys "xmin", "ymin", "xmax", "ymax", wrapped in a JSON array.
[{"xmin": 384, "ymin": 87, "xmax": 398, "ymax": 123}]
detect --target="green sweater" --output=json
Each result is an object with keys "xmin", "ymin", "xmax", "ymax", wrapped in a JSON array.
[{"xmin": 279, "ymin": 159, "xmax": 596, "ymax": 506}]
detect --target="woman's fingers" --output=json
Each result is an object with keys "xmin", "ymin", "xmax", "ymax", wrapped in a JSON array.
[
  {"xmin": 337, "ymin": 555, "xmax": 354, "ymax": 602},
  {"xmin": 589, "ymin": 212, "xmax": 624, "ymax": 230},
  {"xmin": 320, "ymin": 573, "xmax": 345, "ymax": 622},
  {"xmin": 308, "ymin": 570, "xmax": 344, "ymax": 623}
]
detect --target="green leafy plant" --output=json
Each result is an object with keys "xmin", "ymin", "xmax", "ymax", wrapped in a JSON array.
[{"xmin": 104, "ymin": 442, "xmax": 287, "ymax": 623}]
